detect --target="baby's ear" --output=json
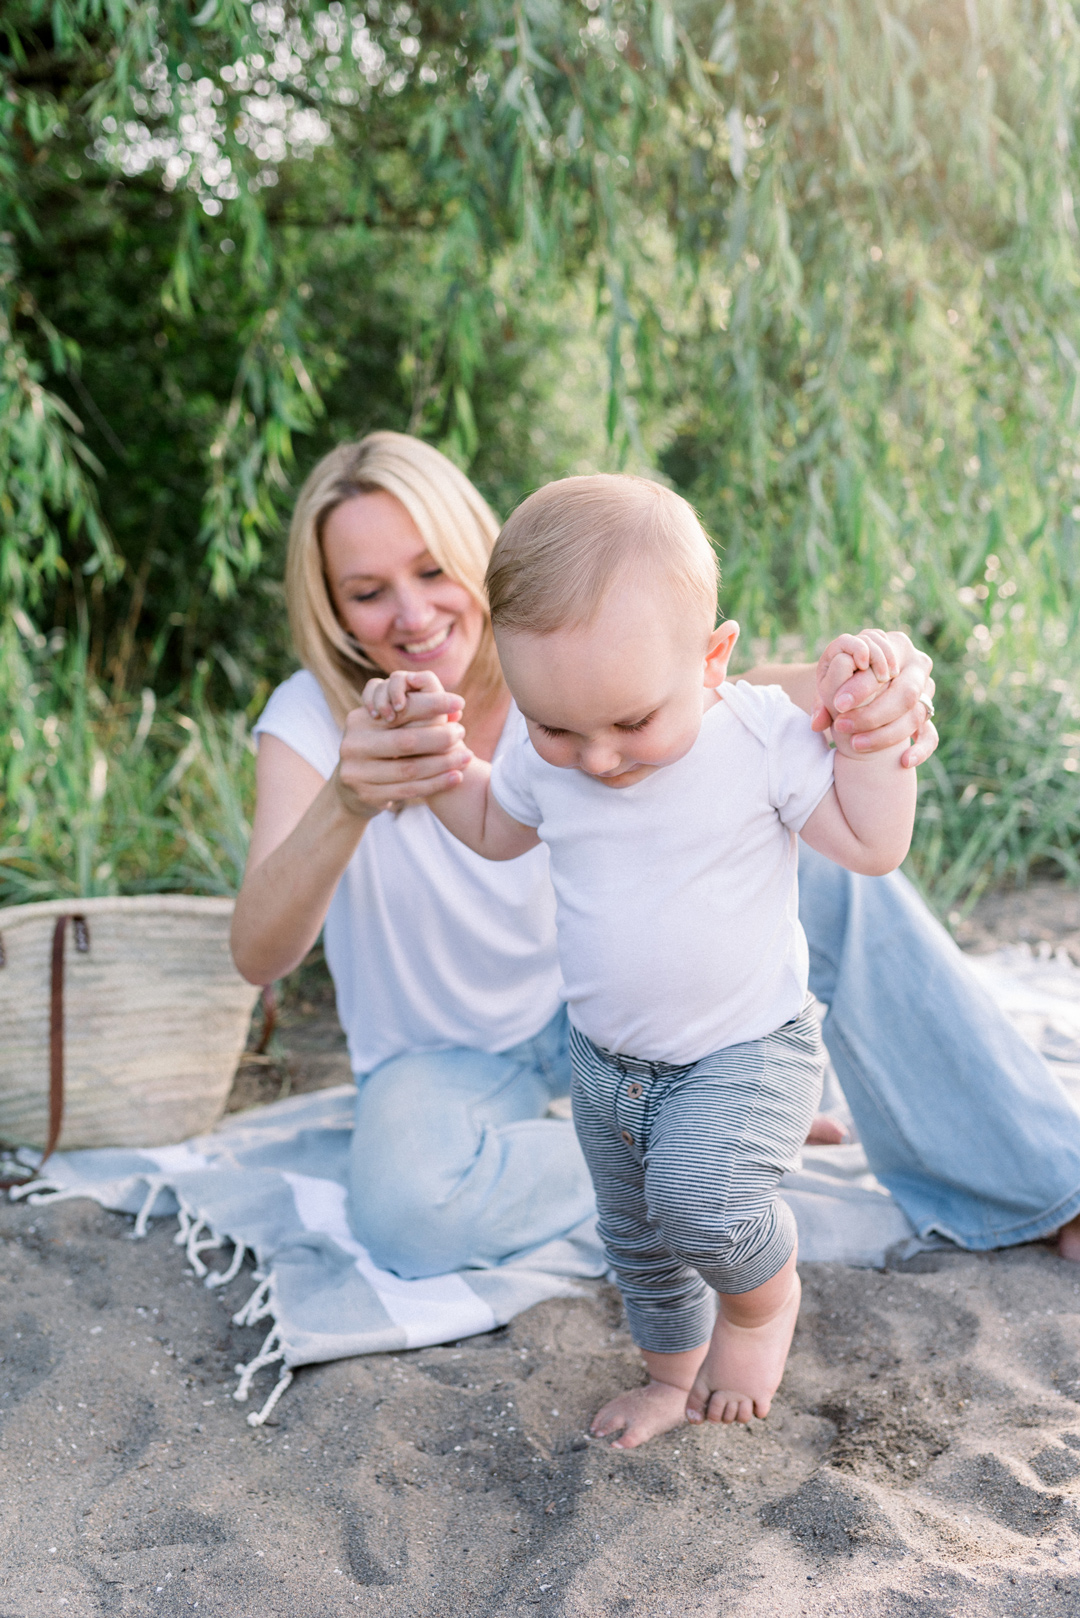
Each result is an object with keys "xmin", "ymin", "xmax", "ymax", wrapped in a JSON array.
[{"xmin": 704, "ymin": 620, "xmax": 740, "ymax": 688}]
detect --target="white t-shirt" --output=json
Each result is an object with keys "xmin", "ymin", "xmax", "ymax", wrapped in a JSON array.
[
  {"xmin": 253, "ymin": 671, "xmax": 561, "ymax": 1074},
  {"xmin": 490, "ymin": 681, "xmax": 835, "ymax": 1064}
]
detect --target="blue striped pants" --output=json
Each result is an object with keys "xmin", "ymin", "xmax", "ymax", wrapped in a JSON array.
[{"xmin": 569, "ymin": 1001, "xmax": 826, "ymax": 1353}]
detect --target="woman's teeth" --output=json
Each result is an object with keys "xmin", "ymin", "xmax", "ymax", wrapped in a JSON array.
[{"xmin": 402, "ymin": 626, "xmax": 452, "ymax": 655}]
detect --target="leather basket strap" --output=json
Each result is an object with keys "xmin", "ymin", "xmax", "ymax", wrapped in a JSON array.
[
  {"xmin": 254, "ymin": 982, "xmax": 278, "ymax": 1055},
  {"xmin": 0, "ymin": 913, "xmax": 88, "ymax": 1190}
]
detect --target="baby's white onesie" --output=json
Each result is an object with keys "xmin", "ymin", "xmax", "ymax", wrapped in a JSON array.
[{"xmin": 489, "ymin": 680, "xmax": 835, "ymax": 1064}]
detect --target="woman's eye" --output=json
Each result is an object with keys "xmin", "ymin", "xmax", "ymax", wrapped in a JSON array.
[
  {"xmin": 352, "ymin": 589, "xmax": 381, "ymax": 603},
  {"xmin": 420, "ymin": 567, "xmax": 444, "ymax": 580}
]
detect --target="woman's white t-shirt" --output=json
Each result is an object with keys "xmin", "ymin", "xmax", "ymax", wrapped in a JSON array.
[{"xmin": 253, "ymin": 670, "xmax": 561, "ymax": 1075}]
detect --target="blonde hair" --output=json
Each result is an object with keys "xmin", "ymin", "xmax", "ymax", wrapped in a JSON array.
[
  {"xmin": 486, "ymin": 474, "xmax": 719, "ymax": 637},
  {"xmin": 286, "ymin": 431, "xmax": 503, "ymax": 725}
]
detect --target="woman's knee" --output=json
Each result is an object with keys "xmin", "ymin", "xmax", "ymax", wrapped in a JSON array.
[
  {"xmin": 347, "ymin": 1054, "xmax": 483, "ymax": 1273},
  {"xmin": 347, "ymin": 1139, "xmax": 486, "ymax": 1277},
  {"xmin": 352, "ymin": 1192, "xmax": 479, "ymax": 1279}
]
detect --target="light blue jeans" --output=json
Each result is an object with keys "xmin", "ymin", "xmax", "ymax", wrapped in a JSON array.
[{"xmin": 347, "ymin": 846, "xmax": 1080, "ymax": 1276}]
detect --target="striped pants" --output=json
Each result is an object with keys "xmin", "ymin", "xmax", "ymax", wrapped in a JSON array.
[{"xmin": 569, "ymin": 1001, "xmax": 825, "ymax": 1353}]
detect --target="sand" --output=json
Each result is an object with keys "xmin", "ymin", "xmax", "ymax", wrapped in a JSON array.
[{"xmin": 3, "ymin": 882, "xmax": 1080, "ymax": 1617}]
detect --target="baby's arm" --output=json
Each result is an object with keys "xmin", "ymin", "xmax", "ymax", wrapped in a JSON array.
[
  {"xmin": 799, "ymin": 633, "xmax": 917, "ymax": 876},
  {"xmin": 363, "ymin": 671, "xmax": 539, "ymax": 861},
  {"xmin": 428, "ymin": 755, "xmax": 539, "ymax": 861}
]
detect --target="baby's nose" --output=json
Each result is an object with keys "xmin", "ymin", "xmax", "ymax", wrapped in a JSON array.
[{"xmin": 579, "ymin": 742, "xmax": 621, "ymax": 777}]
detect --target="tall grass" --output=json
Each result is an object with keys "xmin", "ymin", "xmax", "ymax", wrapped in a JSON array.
[
  {"xmin": 911, "ymin": 657, "xmax": 1080, "ymax": 918},
  {"xmin": 0, "ymin": 616, "xmax": 254, "ymax": 907}
]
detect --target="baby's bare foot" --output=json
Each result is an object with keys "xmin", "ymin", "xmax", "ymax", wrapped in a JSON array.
[
  {"xmin": 685, "ymin": 1273, "xmax": 801, "ymax": 1426},
  {"xmin": 590, "ymin": 1379, "xmax": 690, "ymax": 1450}
]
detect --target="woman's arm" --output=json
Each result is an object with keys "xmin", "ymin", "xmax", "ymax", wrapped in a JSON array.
[
  {"xmin": 231, "ymin": 694, "xmax": 472, "ymax": 984},
  {"xmin": 741, "ymin": 661, "xmax": 819, "ymax": 712},
  {"xmin": 231, "ymin": 738, "xmax": 369, "ymax": 984},
  {"xmin": 741, "ymin": 630, "xmax": 937, "ymax": 769}
]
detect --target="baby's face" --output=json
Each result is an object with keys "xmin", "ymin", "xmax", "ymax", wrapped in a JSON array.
[{"xmin": 496, "ymin": 585, "xmax": 737, "ymax": 790}]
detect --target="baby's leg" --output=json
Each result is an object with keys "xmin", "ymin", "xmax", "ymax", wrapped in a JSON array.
[
  {"xmin": 642, "ymin": 1005, "xmax": 824, "ymax": 1431},
  {"xmin": 685, "ymin": 1250, "xmax": 800, "ymax": 1425},
  {"xmin": 569, "ymin": 1031, "xmax": 716, "ymax": 1449},
  {"xmin": 603, "ymin": 1252, "xmax": 801, "ymax": 1444},
  {"xmin": 590, "ymin": 1343, "xmax": 709, "ymax": 1450}
]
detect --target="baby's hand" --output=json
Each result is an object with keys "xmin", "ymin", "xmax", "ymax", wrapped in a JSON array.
[
  {"xmin": 812, "ymin": 629, "xmax": 899, "ymax": 736},
  {"xmin": 362, "ymin": 669, "xmax": 464, "ymax": 729}
]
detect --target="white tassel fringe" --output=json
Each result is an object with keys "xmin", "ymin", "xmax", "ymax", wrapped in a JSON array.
[
  {"xmin": 205, "ymin": 1238, "xmax": 247, "ymax": 1288},
  {"xmin": 247, "ymin": 1367, "xmax": 293, "ymax": 1427}
]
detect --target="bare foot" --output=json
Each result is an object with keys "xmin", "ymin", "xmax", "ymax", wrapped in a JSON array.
[
  {"xmin": 590, "ymin": 1377, "xmax": 692, "ymax": 1450},
  {"xmin": 805, "ymin": 1114, "xmax": 848, "ymax": 1146},
  {"xmin": 1058, "ymin": 1213, "xmax": 1080, "ymax": 1262},
  {"xmin": 685, "ymin": 1271, "xmax": 801, "ymax": 1426}
]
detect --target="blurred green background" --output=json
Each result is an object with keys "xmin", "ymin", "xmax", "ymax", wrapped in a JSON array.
[{"xmin": 3, "ymin": 0, "xmax": 1079, "ymax": 917}]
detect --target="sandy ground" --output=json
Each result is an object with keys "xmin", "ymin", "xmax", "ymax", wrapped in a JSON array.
[{"xmin": 4, "ymin": 882, "xmax": 1080, "ymax": 1618}]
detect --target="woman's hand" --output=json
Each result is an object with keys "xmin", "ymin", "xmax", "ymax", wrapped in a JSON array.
[
  {"xmin": 334, "ymin": 671, "xmax": 473, "ymax": 818},
  {"xmin": 811, "ymin": 630, "xmax": 937, "ymax": 770}
]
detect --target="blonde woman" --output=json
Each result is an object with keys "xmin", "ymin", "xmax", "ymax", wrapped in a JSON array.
[{"xmin": 231, "ymin": 431, "xmax": 1080, "ymax": 1278}]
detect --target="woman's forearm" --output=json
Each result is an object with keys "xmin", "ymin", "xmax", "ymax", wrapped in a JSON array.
[
  {"xmin": 739, "ymin": 662, "xmax": 817, "ymax": 714},
  {"xmin": 230, "ymin": 774, "xmax": 373, "ymax": 984}
]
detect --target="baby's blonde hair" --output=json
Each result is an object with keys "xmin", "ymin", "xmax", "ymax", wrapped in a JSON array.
[
  {"xmin": 485, "ymin": 474, "xmax": 719, "ymax": 639},
  {"xmin": 286, "ymin": 431, "xmax": 503, "ymax": 725}
]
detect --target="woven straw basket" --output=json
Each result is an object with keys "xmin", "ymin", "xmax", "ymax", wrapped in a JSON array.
[{"xmin": 0, "ymin": 895, "xmax": 260, "ymax": 1152}]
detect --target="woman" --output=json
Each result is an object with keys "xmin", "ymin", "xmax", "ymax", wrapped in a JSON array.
[{"xmin": 231, "ymin": 431, "xmax": 1080, "ymax": 1277}]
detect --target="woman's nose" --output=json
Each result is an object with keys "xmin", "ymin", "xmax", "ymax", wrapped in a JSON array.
[{"xmin": 392, "ymin": 585, "xmax": 434, "ymax": 630}]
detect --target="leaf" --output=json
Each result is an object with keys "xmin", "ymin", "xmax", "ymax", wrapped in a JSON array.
[
  {"xmin": 651, "ymin": 0, "xmax": 678, "ymax": 74},
  {"xmin": 726, "ymin": 105, "xmax": 746, "ymax": 180},
  {"xmin": 709, "ymin": 1, "xmax": 739, "ymax": 74}
]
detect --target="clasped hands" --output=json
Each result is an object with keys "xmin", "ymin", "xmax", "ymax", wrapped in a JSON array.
[
  {"xmin": 332, "ymin": 628, "xmax": 936, "ymax": 819},
  {"xmin": 814, "ymin": 628, "xmax": 936, "ymax": 765}
]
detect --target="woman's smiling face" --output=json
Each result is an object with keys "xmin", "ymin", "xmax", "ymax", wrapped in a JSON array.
[{"xmin": 322, "ymin": 490, "xmax": 486, "ymax": 690}]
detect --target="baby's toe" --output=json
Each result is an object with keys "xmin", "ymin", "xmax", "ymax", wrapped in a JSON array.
[
  {"xmin": 610, "ymin": 1426, "xmax": 647, "ymax": 1451},
  {"xmin": 685, "ymin": 1386, "xmax": 708, "ymax": 1424},
  {"xmin": 707, "ymin": 1391, "xmax": 753, "ymax": 1425},
  {"xmin": 706, "ymin": 1392, "xmax": 734, "ymax": 1424}
]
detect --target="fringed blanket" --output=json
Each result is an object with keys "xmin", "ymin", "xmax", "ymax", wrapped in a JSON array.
[{"xmin": 11, "ymin": 946, "xmax": 1080, "ymax": 1424}]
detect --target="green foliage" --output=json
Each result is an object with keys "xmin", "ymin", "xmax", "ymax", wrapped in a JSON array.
[
  {"xmin": 0, "ymin": 620, "xmax": 254, "ymax": 905},
  {"xmin": 910, "ymin": 635, "xmax": 1080, "ymax": 916},
  {"xmin": 2, "ymin": 0, "xmax": 1080, "ymax": 908},
  {"xmin": 658, "ymin": 0, "xmax": 1080, "ymax": 657}
]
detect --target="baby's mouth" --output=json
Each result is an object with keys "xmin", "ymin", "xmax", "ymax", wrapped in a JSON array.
[
  {"xmin": 594, "ymin": 762, "xmax": 655, "ymax": 787},
  {"xmin": 399, "ymin": 624, "xmax": 453, "ymax": 657}
]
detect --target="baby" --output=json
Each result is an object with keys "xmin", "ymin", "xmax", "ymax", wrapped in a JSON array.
[{"xmin": 366, "ymin": 474, "xmax": 917, "ymax": 1449}]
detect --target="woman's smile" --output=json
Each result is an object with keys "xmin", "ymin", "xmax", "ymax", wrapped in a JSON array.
[
  {"xmin": 322, "ymin": 489, "xmax": 485, "ymax": 690},
  {"xmin": 398, "ymin": 623, "xmax": 454, "ymax": 660}
]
